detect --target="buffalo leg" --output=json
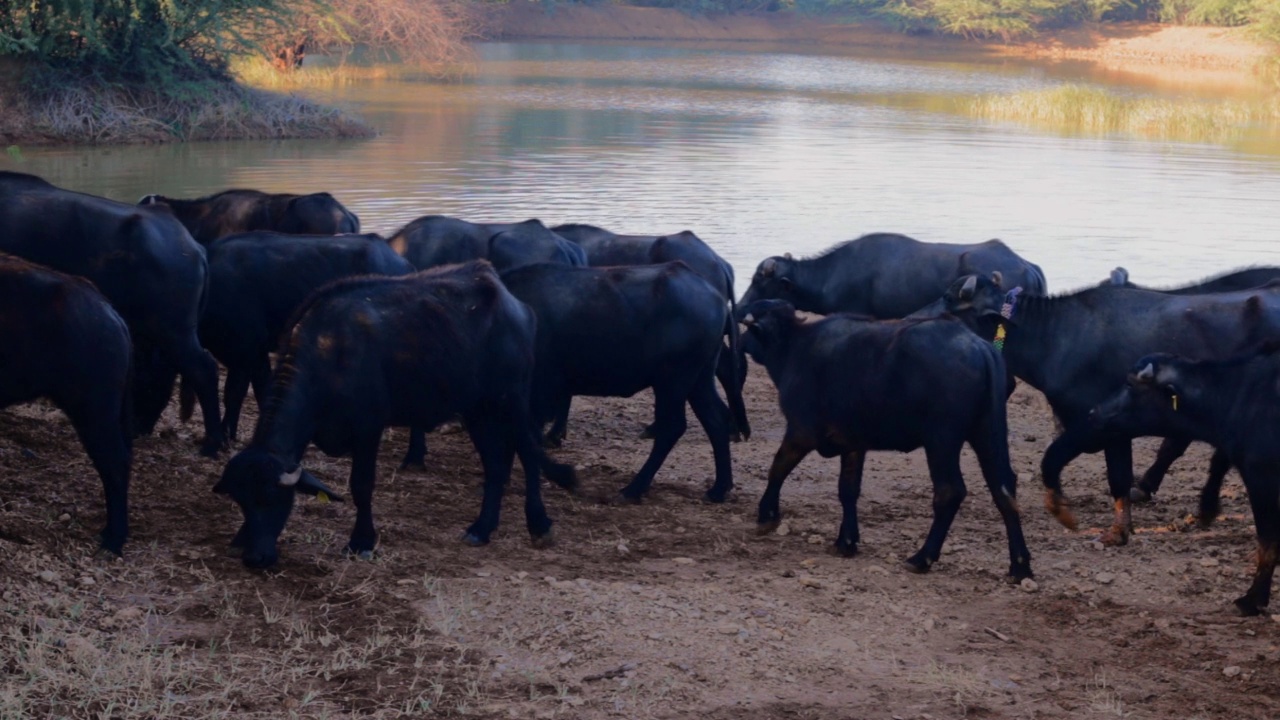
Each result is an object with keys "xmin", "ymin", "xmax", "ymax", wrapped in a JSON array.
[
  {"xmin": 346, "ymin": 440, "xmax": 381, "ymax": 557},
  {"xmin": 970, "ymin": 428, "xmax": 1032, "ymax": 580},
  {"xmin": 1196, "ymin": 449, "xmax": 1232, "ymax": 527},
  {"xmin": 1039, "ymin": 428, "xmax": 1090, "ymax": 531},
  {"xmin": 1235, "ymin": 466, "xmax": 1280, "ymax": 616},
  {"xmin": 171, "ymin": 336, "xmax": 224, "ymax": 457},
  {"xmin": 221, "ymin": 364, "xmax": 251, "ymax": 444},
  {"xmin": 715, "ymin": 349, "xmax": 750, "ymax": 442},
  {"xmin": 544, "ymin": 394, "xmax": 572, "ymax": 448},
  {"xmin": 462, "ymin": 415, "xmax": 514, "ymax": 545},
  {"xmin": 400, "ymin": 427, "xmax": 428, "ymax": 470},
  {"xmin": 510, "ymin": 412, "xmax": 555, "ymax": 545},
  {"xmin": 619, "ymin": 386, "xmax": 688, "ymax": 501},
  {"xmin": 1100, "ymin": 441, "xmax": 1135, "ymax": 546},
  {"xmin": 834, "ymin": 451, "xmax": 866, "ymax": 557},
  {"xmin": 69, "ymin": 406, "xmax": 132, "ymax": 555},
  {"xmin": 906, "ymin": 443, "xmax": 968, "ymax": 574},
  {"xmin": 756, "ymin": 434, "xmax": 811, "ymax": 532},
  {"xmin": 131, "ymin": 345, "xmax": 177, "ymax": 436},
  {"xmin": 688, "ymin": 370, "xmax": 735, "ymax": 502},
  {"xmin": 1132, "ymin": 437, "xmax": 1192, "ymax": 502}
]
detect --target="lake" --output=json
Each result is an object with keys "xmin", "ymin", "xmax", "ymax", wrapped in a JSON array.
[{"xmin": 11, "ymin": 41, "xmax": 1280, "ymax": 291}]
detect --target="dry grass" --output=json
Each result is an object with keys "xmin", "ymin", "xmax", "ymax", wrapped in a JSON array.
[
  {"xmin": 0, "ymin": 71, "xmax": 373, "ymax": 146},
  {"xmin": 964, "ymin": 84, "xmax": 1280, "ymax": 143},
  {"xmin": 230, "ymin": 57, "xmax": 474, "ymax": 90}
]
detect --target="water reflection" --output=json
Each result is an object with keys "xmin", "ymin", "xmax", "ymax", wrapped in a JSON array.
[{"xmin": 7, "ymin": 41, "xmax": 1280, "ymax": 290}]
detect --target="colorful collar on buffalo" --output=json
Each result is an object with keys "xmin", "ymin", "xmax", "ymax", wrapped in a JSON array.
[{"xmin": 992, "ymin": 287, "xmax": 1023, "ymax": 353}]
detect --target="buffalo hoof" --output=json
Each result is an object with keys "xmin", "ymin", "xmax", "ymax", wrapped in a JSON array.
[
  {"xmin": 225, "ymin": 544, "xmax": 245, "ymax": 559},
  {"xmin": 1129, "ymin": 485, "xmax": 1154, "ymax": 503},
  {"xmin": 199, "ymin": 441, "xmax": 222, "ymax": 459},
  {"xmin": 639, "ymin": 428, "xmax": 656, "ymax": 440},
  {"xmin": 831, "ymin": 541, "xmax": 858, "ymax": 558},
  {"xmin": 1043, "ymin": 490, "xmax": 1078, "ymax": 531},
  {"xmin": 1098, "ymin": 524, "xmax": 1131, "ymax": 547},
  {"xmin": 756, "ymin": 519, "xmax": 781, "ymax": 536},
  {"xmin": 460, "ymin": 532, "xmax": 489, "ymax": 547},
  {"xmin": 542, "ymin": 435, "xmax": 564, "ymax": 450},
  {"xmin": 1196, "ymin": 500, "xmax": 1221, "ymax": 529},
  {"xmin": 1006, "ymin": 567, "xmax": 1034, "ymax": 584},
  {"xmin": 1234, "ymin": 596, "xmax": 1264, "ymax": 617},
  {"xmin": 612, "ymin": 492, "xmax": 644, "ymax": 506},
  {"xmin": 96, "ymin": 531, "xmax": 125, "ymax": 558},
  {"xmin": 93, "ymin": 545, "xmax": 124, "ymax": 563},
  {"xmin": 398, "ymin": 460, "xmax": 426, "ymax": 472},
  {"xmin": 349, "ymin": 549, "xmax": 375, "ymax": 561},
  {"xmin": 729, "ymin": 431, "xmax": 744, "ymax": 443},
  {"xmin": 903, "ymin": 552, "xmax": 933, "ymax": 574},
  {"xmin": 543, "ymin": 463, "xmax": 578, "ymax": 493},
  {"xmin": 530, "ymin": 530, "xmax": 555, "ymax": 549},
  {"xmin": 703, "ymin": 487, "xmax": 731, "ymax": 504}
]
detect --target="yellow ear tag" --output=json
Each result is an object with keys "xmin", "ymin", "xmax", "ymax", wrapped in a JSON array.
[
  {"xmin": 1171, "ymin": 395, "xmax": 1178, "ymax": 411},
  {"xmin": 316, "ymin": 491, "xmax": 330, "ymax": 504}
]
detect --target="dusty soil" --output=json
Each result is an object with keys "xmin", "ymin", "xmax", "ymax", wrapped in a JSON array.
[
  {"xmin": 484, "ymin": 3, "xmax": 1275, "ymax": 86},
  {"xmin": 2, "ymin": 368, "xmax": 1279, "ymax": 718}
]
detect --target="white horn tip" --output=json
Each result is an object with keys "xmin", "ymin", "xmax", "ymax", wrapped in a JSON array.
[{"xmin": 279, "ymin": 467, "xmax": 302, "ymax": 486}]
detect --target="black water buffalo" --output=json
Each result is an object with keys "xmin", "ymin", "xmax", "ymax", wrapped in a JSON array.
[
  {"xmin": 139, "ymin": 189, "xmax": 360, "ymax": 246},
  {"xmin": 741, "ymin": 300, "xmax": 1030, "ymax": 580},
  {"xmin": 1100, "ymin": 267, "xmax": 1280, "ymax": 504},
  {"xmin": 550, "ymin": 223, "xmax": 749, "ymax": 440},
  {"xmin": 0, "ymin": 171, "xmax": 223, "ymax": 455},
  {"xmin": 0, "ymin": 254, "xmax": 133, "ymax": 554},
  {"xmin": 496, "ymin": 262, "xmax": 737, "ymax": 502},
  {"xmin": 1091, "ymin": 349, "xmax": 1280, "ymax": 616},
  {"xmin": 738, "ymin": 233, "xmax": 1047, "ymax": 319},
  {"xmin": 388, "ymin": 216, "xmax": 586, "ymax": 270},
  {"xmin": 214, "ymin": 261, "xmax": 575, "ymax": 568},
  {"xmin": 944, "ymin": 273, "xmax": 1280, "ymax": 546},
  {"xmin": 197, "ymin": 232, "xmax": 414, "ymax": 443}
]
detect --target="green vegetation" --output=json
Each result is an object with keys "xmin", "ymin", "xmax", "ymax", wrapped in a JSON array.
[{"xmin": 963, "ymin": 84, "xmax": 1280, "ymax": 141}]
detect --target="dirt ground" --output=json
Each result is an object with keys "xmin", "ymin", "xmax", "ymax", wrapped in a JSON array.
[{"xmin": 2, "ymin": 366, "xmax": 1279, "ymax": 719}]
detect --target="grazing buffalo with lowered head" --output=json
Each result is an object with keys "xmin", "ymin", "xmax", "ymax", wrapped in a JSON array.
[
  {"xmin": 214, "ymin": 261, "xmax": 575, "ymax": 568},
  {"xmin": 388, "ymin": 216, "xmax": 586, "ymax": 271},
  {"xmin": 944, "ymin": 273, "xmax": 1280, "ymax": 546},
  {"xmin": 0, "ymin": 254, "xmax": 133, "ymax": 554},
  {"xmin": 740, "ymin": 300, "xmax": 1031, "ymax": 580},
  {"xmin": 1099, "ymin": 266, "xmax": 1280, "ymax": 505},
  {"xmin": 549, "ymin": 223, "xmax": 749, "ymax": 440},
  {"xmin": 1090, "ymin": 348, "xmax": 1280, "ymax": 616},
  {"xmin": 139, "ymin": 189, "xmax": 360, "ymax": 246},
  {"xmin": 479, "ymin": 262, "xmax": 738, "ymax": 503},
  {"xmin": 738, "ymin": 233, "xmax": 1047, "ymax": 319},
  {"xmin": 0, "ymin": 171, "xmax": 223, "ymax": 455},
  {"xmin": 194, "ymin": 231, "xmax": 414, "ymax": 443}
]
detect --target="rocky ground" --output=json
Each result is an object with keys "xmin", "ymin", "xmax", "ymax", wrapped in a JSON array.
[{"xmin": 1, "ymin": 370, "xmax": 1278, "ymax": 718}]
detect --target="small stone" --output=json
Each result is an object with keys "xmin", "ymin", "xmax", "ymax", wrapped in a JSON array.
[
  {"xmin": 558, "ymin": 652, "xmax": 575, "ymax": 665},
  {"xmin": 1155, "ymin": 618, "xmax": 1171, "ymax": 629},
  {"xmin": 78, "ymin": 576, "xmax": 95, "ymax": 587},
  {"xmin": 775, "ymin": 522, "xmax": 790, "ymax": 537},
  {"xmin": 800, "ymin": 558, "xmax": 819, "ymax": 568},
  {"xmin": 1089, "ymin": 541, "xmax": 1105, "ymax": 551},
  {"xmin": 1095, "ymin": 572, "xmax": 1115, "ymax": 585},
  {"xmin": 780, "ymin": 569, "xmax": 796, "ymax": 578},
  {"xmin": 868, "ymin": 565, "xmax": 889, "ymax": 575},
  {"xmin": 923, "ymin": 618, "xmax": 936, "ymax": 631},
  {"xmin": 717, "ymin": 624, "xmax": 741, "ymax": 635},
  {"xmin": 1224, "ymin": 666, "xmax": 1242, "ymax": 678},
  {"xmin": 765, "ymin": 629, "xmax": 784, "ymax": 641},
  {"xmin": 475, "ymin": 570, "xmax": 491, "ymax": 578},
  {"xmin": 1200, "ymin": 558, "xmax": 1221, "ymax": 568},
  {"xmin": 807, "ymin": 535, "xmax": 824, "ymax": 545},
  {"xmin": 799, "ymin": 576, "xmax": 822, "ymax": 589},
  {"xmin": 1019, "ymin": 578, "xmax": 1039, "ymax": 593},
  {"xmin": 58, "ymin": 513, "xmax": 71, "ymax": 522},
  {"xmin": 1050, "ymin": 560, "xmax": 1073, "ymax": 571},
  {"xmin": 616, "ymin": 543, "xmax": 630, "ymax": 555},
  {"xmin": 673, "ymin": 557, "xmax": 695, "ymax": 565},
  {"xmin": 1271, "ymin": 614, "xmax": 1280, "ymax": 624},
  {"xmin": 1245, "ymin": 629, "xmax": 1256, "ymax": 637},
  {"xmin": 38, "ymin": 571, "xmax": 58, "ymax": 584}
]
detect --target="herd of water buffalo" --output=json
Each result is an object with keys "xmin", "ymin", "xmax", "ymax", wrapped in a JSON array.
[{"xmin": 4, "ymin": 169, "xmax": 1280, "ymax": 618}]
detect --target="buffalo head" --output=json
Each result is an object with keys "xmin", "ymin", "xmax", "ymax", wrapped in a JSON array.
[
  {"xmin": 736, "ymin": 254, "xmax": 797, "ymax": 319},
  {"xmin": 1089, "ymin": 354, "xmax": 1188, "ymax": 438},
  {"xmin": 214, "ymin": 447, "xmax": 343, "ymax": 568}
]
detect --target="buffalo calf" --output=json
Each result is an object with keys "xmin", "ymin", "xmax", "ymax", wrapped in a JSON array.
[
  {"xmin": 742, "ymin": 300, "xmax": 1031, "ymax": 581},
  {"xmin": 140, "ymin": 189, "xmax": 359, "ymax": 245}
]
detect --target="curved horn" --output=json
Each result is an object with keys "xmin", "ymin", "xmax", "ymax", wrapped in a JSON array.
[
  {"xmin": 1135, "ymin": 363, "xmax": 1155, "ymax": 382},
  {"xmin": 990, "ymin": 270, "xmax": 1004, "ymax": 288},
  {"xmin": 296, "ymin": 471, "xmax": 345, "ymax": 502},
  {"xmin": 279, "ymin": 466, "xmax": 302, "ymax": 486},
  {"xmin": 959, "ymin": 275, "xmax": 978, "ymax": 300},
  {"xmin": 761, "ymin": 258, "xmax": 777, "ymax": 277},
  {"xmin": 783, "ymin": 252, "xmax": 794, "ymax": 261},
  {"xmin": 1110, "ymin": 267, "xmax": 1129, "ymax": 286},
  {"xmin": 742, "ymin": 313, "xmax": 756, "ymax": 326}
]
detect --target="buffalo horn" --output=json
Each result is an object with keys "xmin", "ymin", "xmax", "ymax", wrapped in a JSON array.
[
  {"xmin": 279, "ymin": 466, "xmax": 302, "ymax": 486},
  {"xmin": 991, "ymin": 270, "xmax": 1003, "ymax": 288},
  {"xmin": 959, "ymin": 275, "xmax": 977, "ymax": 299},
  {"xmin": 1135, "ymin": 363, "xmax": 1155, "ymax": 381},
  {"xmin": 761, "ymin": 258, "xmax": 776, "ymax": 277}
]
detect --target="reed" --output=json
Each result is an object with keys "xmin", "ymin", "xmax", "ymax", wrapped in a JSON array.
[{"xmin": 964, "ymin": 84, "xmax": 1280, "ymax": 142}]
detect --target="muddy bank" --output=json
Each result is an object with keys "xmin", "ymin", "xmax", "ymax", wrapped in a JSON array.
[
  {"xmin": 484, "ymin": 3, "xmax": 1274, "ymax": 82},
  {"xmin": 1, "ymin": 369, "xmax": 1277, "ymax": 717}
]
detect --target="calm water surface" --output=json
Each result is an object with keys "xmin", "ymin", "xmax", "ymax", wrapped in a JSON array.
[{"xmin": 10, "ymin": 42, "xmax": 1280, "ymax": 290}]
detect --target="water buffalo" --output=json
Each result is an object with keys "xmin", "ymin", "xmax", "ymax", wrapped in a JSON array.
[
  {"xmin": 741, "ymin": 300, "xmax": 1030, "ymax": 580},
  {"xmin": 388, "ymin": 216, "xmax": 586, "ymax": 271},
  {"xmin": 214, "ymin": 261, "xmax": 575, "ymax": 568},
  {"xmin": 492, "ymin": 262, "xmax": 737, "ymax": 503},
  {"xmin": 1100, "ymin": 266, "xmax": 1280, "ymax": 504},
  {"xmin": 738, "ymin": 233, "xmax": 1047, "ymax": 319},
  {"xmin": 1091, "ymin": 349, "xmax": 1280, "ymax": 616},
  {"xmin": 550, "ymin": 223, "xmax": 749, "ymax": 440},
  {"xmin": 0, "ymin": 254, "xmax": 133, "ymax": 554},
  {"xmin": 944, "ymin": 273, "xmax": 1280, "ymax": 546},
  {"xmin": 0, "ymin": 171, "xmax": 223, "ymax": 455},
  {"xmin": 195, "ymin": 232, "xmax": 414, "ymax": 443},
  {"xmin": 139, "ymin": 189, "xmax": 360, "ymax": 246}
]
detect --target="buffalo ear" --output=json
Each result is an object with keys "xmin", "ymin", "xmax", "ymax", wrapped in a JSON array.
[
  {"xmin": 1110, "ymin": 267, "xmax": 1129, "ymax": 286},
  {"xmin": 783, "ymin": 252, "xmax": 793, "ymax": 261}
]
